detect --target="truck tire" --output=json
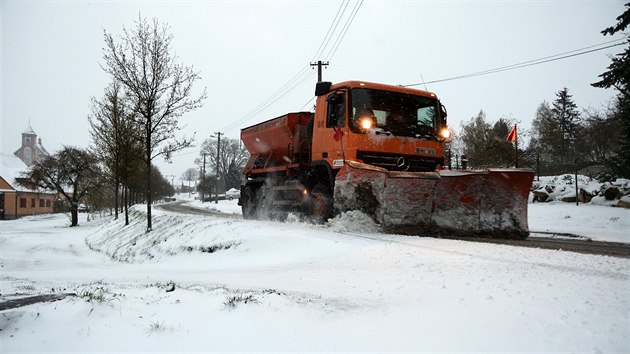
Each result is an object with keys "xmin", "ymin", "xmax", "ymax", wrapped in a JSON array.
[
  {"xmin": 309, "ymin": 183, "xmax": 333, "ymax": 223},
  {"xmin": 241, "ymin": 185, "xmax": 257, "ymax": 219}
]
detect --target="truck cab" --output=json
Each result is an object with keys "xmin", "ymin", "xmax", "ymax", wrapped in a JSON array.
[{"xmin": 311, "ymin": 81, "xmax": 450, "ymax": 174}]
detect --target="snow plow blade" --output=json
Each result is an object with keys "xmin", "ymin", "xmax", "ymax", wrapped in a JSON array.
[{"xmin": 334, "ymin": 161, "xmax": 535, "ymax": 239}]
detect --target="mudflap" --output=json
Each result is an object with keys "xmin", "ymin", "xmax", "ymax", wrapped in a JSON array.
[{"xmin": 334, "ymin": 161, "xmax": 534, "ymax": 239}]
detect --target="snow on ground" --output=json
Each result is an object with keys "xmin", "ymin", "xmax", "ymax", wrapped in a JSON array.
[
  {"xmin": 0, "ymin": 196, "xmax": 629, "ymax": 353},
  {"xmin": 528, "ymin": 202, "xmax": 630, "ymax": 242}
]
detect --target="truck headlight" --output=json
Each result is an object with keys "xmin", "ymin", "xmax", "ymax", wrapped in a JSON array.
[
  {"xmin": 439, "ymin": 128, "xmax": 451, "ymax": 139},
  {"xmin": 359, "ymin": 117, "xmax": 374, "ymax": 130}
]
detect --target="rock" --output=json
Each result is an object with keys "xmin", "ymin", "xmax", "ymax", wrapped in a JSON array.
[
  {"xmin": 578, "ymin": 188, "xmax": 593, "ymax": 203},
  {"xmin": 165, "ymin": 283, "xmax": 175, "ymax": 292},
  {"xmin": 617, "ymin": 197, "xmax": 630, "ymax": 209},
  {"xmin": 532, "ymin": 190, "xmax": 549, "ymax": 202},
  {"xmin": 604, "ymin": 187, "xmax": 620, "ymax": 200},
  {"xmin": 561, "ymin": 195, "xmax": 577, "ymax": 203}
]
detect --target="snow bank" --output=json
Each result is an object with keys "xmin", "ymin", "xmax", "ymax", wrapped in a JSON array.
[
  {"xmin": 531, "ymin": 174, "xmax": 630, "ymax": 205},
  {"xmin": 328, "ymin": 210, "xmax": 381, "ymax": 233}
]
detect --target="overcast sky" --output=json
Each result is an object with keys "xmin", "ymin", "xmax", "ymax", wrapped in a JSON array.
[{"xmin": 1, "ymin": 0, "xmax": 625, "ymax": 184}]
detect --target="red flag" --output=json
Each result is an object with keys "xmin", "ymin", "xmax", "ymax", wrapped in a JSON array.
[
  {"xmin": 506, "ymin": 125, "xmax": 517, "ymax": 142},
  {"xmin": 333, "ymin": 127, "xmax": 344, "ymax": 142}
]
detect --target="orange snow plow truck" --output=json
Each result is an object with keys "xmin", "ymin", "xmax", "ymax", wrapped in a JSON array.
[{"xmin": 239, "ymin": 81, "xmax": 534, "ymax": 239}]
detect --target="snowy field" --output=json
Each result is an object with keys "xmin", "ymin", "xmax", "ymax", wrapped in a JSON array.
[{"xmin": 0, "ymin": 196, "xmax": 628, "ymax": 353}]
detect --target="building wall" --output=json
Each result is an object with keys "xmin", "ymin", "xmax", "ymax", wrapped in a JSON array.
[
  {"xmin": 0, "ymin": 178, "xmax": 18, "ymax": 220},
  {"xmin": 0, "ymin": 177, "xmax": 55, "ymax": 220},
  {"xmin": 14, "ymin": 191, "xmax": 56, "ymax": 218}
]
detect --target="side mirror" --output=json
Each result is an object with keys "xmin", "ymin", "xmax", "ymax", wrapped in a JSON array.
[{"xmin": 315, "ymin": 81, "xmax": 332, "ymax": 96}]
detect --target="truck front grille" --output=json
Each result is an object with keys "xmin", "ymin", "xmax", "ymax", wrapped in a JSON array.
[{"xmin": 356, "ymin": 150, "xmax": 442, "ymax": 172}]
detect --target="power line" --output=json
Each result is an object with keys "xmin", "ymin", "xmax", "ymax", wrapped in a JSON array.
[
  {"xmin": 300, "ymin": 96, "xmax": 316, "ymax": 111},
  {"xmin": 325, "ymin": 0, "xmax": 363, "ymax": 61},
  {"xmin": 221, "ymin": 69, "xmax": 315, "ymax": 134},
  {"xmin": 311, "ymin": 0, "xmax": 350, "ymax": 62},
  {"xmin": 220, "ymin": 66, "xmax": 311, "ymax": 133},
  {"xmin": 403, "ymin": 38, "xmax": 627, "ymax": 88}
]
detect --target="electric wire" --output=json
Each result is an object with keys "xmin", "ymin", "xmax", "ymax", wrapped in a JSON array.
[
  {"xmin": 220, "ymin": 66, "xmax": 313, "ymax": 134},
  {"xmin": 311, "ymin": 0, "xmax": 350, "ymax": 62},
  {"xmin": 325, "ymin": 0, "xmax": 363, "ymax": 61},
  {"xmin": 300, "ymin": 96, "xmax": 316, "ymax": 111},
  {"xmin": 403, "ymin": 38, "xmax": 627, "ymax": 88}
]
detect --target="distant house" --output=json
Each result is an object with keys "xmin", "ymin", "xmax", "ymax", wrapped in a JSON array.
[{"xmin": 1, "ymin": 142, "xmax": 56, "ymax": 220}]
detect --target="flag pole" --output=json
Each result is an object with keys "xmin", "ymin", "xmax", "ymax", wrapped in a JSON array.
[{"xmin": 515, "ymin": 124, "xmax": 519, "ymax": 168}]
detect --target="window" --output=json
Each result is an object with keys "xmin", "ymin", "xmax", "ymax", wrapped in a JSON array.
[
  {"xmin": 31, "ymin": 198, "xmax": 35, "ymax": 208},
  {"xmin": 20, "ymin": 198, "xmax": 26, "ymax": 208},
  {"xmin": 326, "ymin": 92, "xmax": 346, "ymax": 128},
  {"xmin": 39, "ymin": 199, "xmax": 45, "ymax": 208},
  {"xmin": 350, "ymin": 88, "xmax": 440, "ymax": 137}
]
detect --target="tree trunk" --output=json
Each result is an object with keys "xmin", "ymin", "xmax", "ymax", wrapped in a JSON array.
[
  {"xmin": 114, "ymin": 181, "xmax": 119, "ymax": 220},
  {"xmin": 124, "ymin": 185, "xmax": 129, "ymax": 226},
  {"xmin": 70, "ymin": 206, "xmax": 79, "ymax": 227},
  {"xmin": 146, "ymin": 119, "xmax": 152, "ymax": 231}
]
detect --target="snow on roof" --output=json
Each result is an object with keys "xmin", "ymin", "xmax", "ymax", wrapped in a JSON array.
[
  {"xmin": 0, "ymin": 152, "xmax": 29, "ymax": 190},
  {"xmin": 23, "ymin": 123, "xmax": 36, "ymax": 135},
  {"xmin": 37, "ymin": 138, "xmax": 49, "ymax": 155}
]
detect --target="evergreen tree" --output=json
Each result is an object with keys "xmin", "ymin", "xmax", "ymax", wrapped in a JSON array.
[
  {"xmin": 592, "ymin": 2, "xmax": 630, "ymax": 177},
  {"xmin": 460, "ymin": 111, "xmax": 491, "ymax": 168},
  {"xmin": 551, "ymin": 88, "xmax": 580, "ymax": 164},
  {"xmin": 224, "ymin": 162, "xmax": 244, "ymax": 190},
  {"xmin": 529, "ymin": 101, "xmax": 558, "ymax": 159},
  {"xmin": 488, "ymin": 118, "xmax": 516, "ymax": 166},
  {"xmin": 576, "ymin": 106, "xmax": 620, "ymax": 164}
]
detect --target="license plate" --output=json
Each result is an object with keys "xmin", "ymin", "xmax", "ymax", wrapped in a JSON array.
[{"xmin": 416, "ymin": 148, "xmax": 436, "ymax": 155}]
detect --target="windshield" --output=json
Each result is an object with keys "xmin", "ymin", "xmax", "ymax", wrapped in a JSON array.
[{"xmin": 350, "ymin": 88, "xmax": 440, "ymax": 138}]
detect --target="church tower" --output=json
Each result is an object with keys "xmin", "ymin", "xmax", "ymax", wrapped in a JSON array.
[{"xmin": 14, "ymin": 123, "xmax": 49, "ymax": 166}]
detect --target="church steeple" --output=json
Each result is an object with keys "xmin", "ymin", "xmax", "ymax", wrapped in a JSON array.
[
  {"xmin": 14, "ymin": 122, "xmax": 48, "ymax": 166},
  {"xmin": 23, "ymin": 122, "xmax": 36, "ymax": 135}
]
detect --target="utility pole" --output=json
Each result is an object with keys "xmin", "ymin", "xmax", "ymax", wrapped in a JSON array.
[
  {"xmin": 166, "ymin": 175, "xmax": 175, "ymax": 196},
  {"xmin": 202, "ymin": 153, "xmax": 207, "ymax": 203},
  {"xmin": 515, "ymin": 123, "xmax": 519, "ymax": 168},
  {"xmin": 310, "ymin": 60, "xmax": 329, "ymax": 83},
  {"xmin": 213, "ymin": 132, "xmax": 223, "ymax": 204}
]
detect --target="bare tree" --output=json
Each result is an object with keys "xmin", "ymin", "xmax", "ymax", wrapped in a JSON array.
[
  {"xmin": 181, "ymin": 167, "xmax": 198, "ymax": 196},
  {"xmin": 20, "ymin": 147, "xmax": 102, "ymax": 227},
  {"xmin": 89, "ymin": 81, "xmax": 142, "ymax": 222},
  {"xmin": 101, "ymin": 16, "xmax": 206, "ymax": 231},
  {"xmin": 197, "ymin": 137, "xmax": 248, "ymax": 190}
]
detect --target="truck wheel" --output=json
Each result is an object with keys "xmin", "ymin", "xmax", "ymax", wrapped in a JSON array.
[
  {"xmin": 309, "ymin": 184, "xmax": 333, "ymax": 223},
  {"xmin": 241, "ymin": 186, "xmax": 257, "ymax": 219}
]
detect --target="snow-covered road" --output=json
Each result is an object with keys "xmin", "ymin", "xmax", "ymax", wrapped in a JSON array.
[{"xmin": 0, "ymin": 199, "xmax": 628, "ymax": 353}]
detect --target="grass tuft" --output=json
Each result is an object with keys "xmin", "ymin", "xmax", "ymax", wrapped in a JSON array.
[{"xmin": 224, "ymin": 293, "xmax": 259, "ymax": 309}]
